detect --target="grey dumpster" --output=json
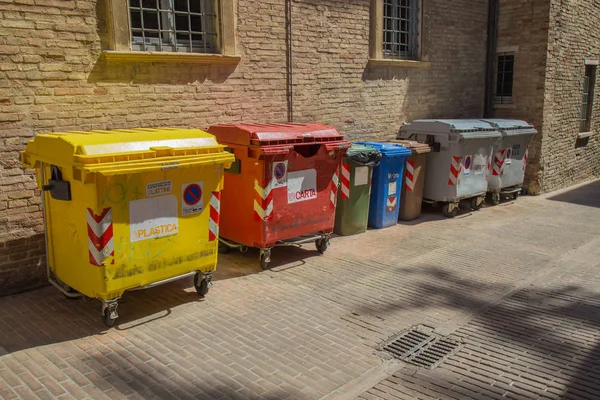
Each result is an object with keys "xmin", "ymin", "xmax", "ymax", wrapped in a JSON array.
[
  {"xmin": 398, "ymin": 119, "xmax": 501, "ymax": 218},
  {"xmin": 480, "ymin": 119, "xmax": 537, "ymax": 205}
]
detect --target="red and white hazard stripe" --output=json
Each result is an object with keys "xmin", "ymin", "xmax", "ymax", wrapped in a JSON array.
[
  {"xmin": 253, "ymin": 179, "xmax": 274, "ymax": 220},
  {"xmin": 448, "ymin": 156, "xmax": 462, "ymax": 186},
  {"xmin": 405, "ymin": 160, "xmax": 415, "ymax": 192},
  {"xmin": 87, "ymin": 207, "xmax": 114, "ymax": 267},
  {"xmin": 486, "ymin": 156, "xmax": 491, "ymax": 181},
  {"xmin": 492, "ymin": 149, "xmax": 505, "ymax": 176},
  {"xmin": 208, "ymin": 192, "xmax": 221, "ymax": 241},
  {"xmin": 386, "ymin": 196, "xmax": 397, "ymax": 212},
  {"xmin": 341, "ymin": 163, "xmax": 351, "ymax": 199},
  {"xmin": 330, "ymin": 169, "xmax": 339, "ymax": 207}
]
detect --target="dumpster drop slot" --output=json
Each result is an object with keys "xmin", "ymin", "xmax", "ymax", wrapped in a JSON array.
[{"xmin": 294, "ymin": 144, "xmax": 320, "ymax": 158}]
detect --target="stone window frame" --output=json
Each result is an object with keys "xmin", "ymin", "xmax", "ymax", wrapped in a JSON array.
[
  {"xmin": 103, "ymin": 0, "xmax": 240, "ymax": 64},
  {"xmin": 579, "ymin": 60, "xmax": 598, "ymax": 137},
  {"xmin": 369, "ymin": 0, "xmax": 430, "ymax": 68},
  {"xmin": 493, "ymin": 46, "xmax": 519, "ymax": 110}
]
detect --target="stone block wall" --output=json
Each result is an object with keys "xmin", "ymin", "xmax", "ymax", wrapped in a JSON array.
[
  {"xmin": 540, "ymin": 0, "xmax": 600, "ymax": 192},
  {"xmin": 0, "ymin": 0, "xmax": 488, "ymax": 295},
  {"xmin": 493, "ymin": 0, "xmax": 551, "ymax": 194}
]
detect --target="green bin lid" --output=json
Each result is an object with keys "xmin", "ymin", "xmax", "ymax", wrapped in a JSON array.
[{"xmin": 346, "ymin": 144, "xmax": 378, "ymax": 156}]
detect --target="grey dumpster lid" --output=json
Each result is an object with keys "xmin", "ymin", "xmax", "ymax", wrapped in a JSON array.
[
  {"xmin": 480, "ymin": 119, "xmax": 537, "ymax": 136},
  {"xmin": 399, "ymin": 119, "xmax": 502, "ymax": 139}
]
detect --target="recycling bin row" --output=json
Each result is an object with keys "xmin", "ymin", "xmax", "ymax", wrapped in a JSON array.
[{"xmin": 20, "ymin": 120, "xmax": 536, "ymax": 327}]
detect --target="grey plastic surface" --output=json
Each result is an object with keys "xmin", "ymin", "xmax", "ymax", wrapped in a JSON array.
[
  {"xmin": 399, "ymin": 120, "xmax": 500, "ymax": 203},
  {"xmin": 480, "ymin": 119, "xmax": 537, "ymax": 192}
]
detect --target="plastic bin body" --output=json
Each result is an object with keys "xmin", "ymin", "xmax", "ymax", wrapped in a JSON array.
[
  {"xmin": 398, "ymin": 119, "xmax": 502, "ymax": 202},
  {"xmin": 207, "ymin": 123, "xmax": 350, "ymax": 248},
  {"xmin": 389, "ymin": 140, "xmax": 432, "ymax": 221},
  {"xmin": 21, "ymin": 128, "xmax": 234, "ymax": 301},
  {"xmin": 334, "ymin": 144, "xmax": 378, "ymax": 236},
  {"xmin": 356, "ymin": 142, "xmax": 411, "ymax": 228},
  {"xmin": 480, "ymin": 119, "xmax": 537, "ymax": 192}
]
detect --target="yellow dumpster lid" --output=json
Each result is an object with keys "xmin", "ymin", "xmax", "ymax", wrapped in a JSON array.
[{"xmin": 21, "ymin": 128, "xmax": 234, "ymax": 180}]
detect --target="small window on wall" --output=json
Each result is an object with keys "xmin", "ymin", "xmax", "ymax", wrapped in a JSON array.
[
  {"xmin": 129, "ymin": 0, "xmax": 218, "ymax": 53},
  {"xmin": 495, "ymin": 53, "xmax": 514, "ymax": 104},
  {"xmin": 383, "ymin": 0, "xmax": 420, "ymax": 60},
  {"xmin": 581, "ymin": 65, "xmax": 597, "ymax": 133}
]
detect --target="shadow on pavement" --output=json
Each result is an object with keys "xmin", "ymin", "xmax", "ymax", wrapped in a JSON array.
[
  {"xmin": 353, "ymin": 265, "xmax": 600, "ymax": 398},
  {"xmin": 547, "ymin": 179, "xmax": 600, "ymax": 208}
]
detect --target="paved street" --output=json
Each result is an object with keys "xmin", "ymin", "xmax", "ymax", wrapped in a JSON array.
[{"xmin": 1, "ymin": 179, "xmax": 600, "ymax": 400}]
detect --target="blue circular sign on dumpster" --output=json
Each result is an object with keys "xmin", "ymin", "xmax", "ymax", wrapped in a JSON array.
[
  {"xmin": 464, "ymin": 155, "xmax": 472, "ymax": 169},
  {"xmin": 274, "ymin": 162, "xmax": 286, "ymax": 180},
  {"xmin": 183, "ymin": 184, "xmax": 202, "ymax": 206}
]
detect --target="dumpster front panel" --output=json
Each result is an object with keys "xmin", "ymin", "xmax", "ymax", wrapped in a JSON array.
[
  {"xmin": 488, "ymin": 136, "xmax": 533, "ymax": 190},
  {"xmin": 46, "ymin": 165, "xmax": 224, "ymax": 300},
  {"xmin": 218, "ymin": 141, "xmax": 348, "ymax": 248}
]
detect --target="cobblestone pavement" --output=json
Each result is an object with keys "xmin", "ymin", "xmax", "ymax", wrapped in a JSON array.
[{"xmin": 1, "ymin": 179, "xmax": 600, "ymax": 400}]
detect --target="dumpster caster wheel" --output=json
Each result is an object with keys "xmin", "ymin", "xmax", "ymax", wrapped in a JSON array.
[
  {"xmin": 491, "ymin": 193, "xmax": 500, "ymax": 206},
  {"xmin": 240, "ymin": 245, "xmax": 249, "ymax": 254},
  {"xmin": 316, "ymin": 237, "xmax": 329, "ymax": 254},
  {"xmin": 512, "ymin": 191, "xmax": 519, "ymax": 200},
  {"xmin": 194, "ymin": 273, "xmax": 210, "ymax": 297},
  {"xmin": 259, "ymin": 249, "xmax": 271, "ymax": 270},
  {"xmin": 442, "ymin": 203, "xmax": 458, "ymax": 218},
  {"xmin": 101, "ymin": 301, "xmax": 118, "ymax": 328},
  {"xmin": 470, "ymin": 197, "xmax": 484, "ymax": 211}
]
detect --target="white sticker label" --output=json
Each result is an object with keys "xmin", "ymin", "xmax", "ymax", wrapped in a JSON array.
[
  {"xmin": 473, "ymin": 154, "xmax": 486, "ymax": 175},
  {"xmin": 354, "ymin": 166, "xmax": 369, "ymax": 186},
  {"xmin": 388, "ymin": 181, "xmax": 397, "ymax": 195},
  {"xmin": 181, "ymin": 182, "xmax": 204, "ymax": 216},
  {"xmin": 287, "ymin": 169, "xmax": 317, "ymax": 203},
  {"xmin": 130, "ymin": 195, "xmax": 178, "ymax": 243},
  {"xmin": 146, "ymin": 180, "xmax": 172, "ymax": 197},
  {"xmin": 272, "ymin": 161, "xmax": 288, "ymax": 188},
  {"xmin": 505, "ymin": 147, "xmax": 512, "ymax": 165}
]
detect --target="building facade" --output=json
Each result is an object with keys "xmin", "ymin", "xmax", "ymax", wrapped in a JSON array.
[
  {"xmin": 0, "ymin": 0, "xmax": 598, "ymax": 295},
  {"xmin": 494, "ymin": 0, "xmax": 600, "ymax": 193}
]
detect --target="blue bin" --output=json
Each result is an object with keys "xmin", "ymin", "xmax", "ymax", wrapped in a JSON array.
[{"xmin": 356, "ymin": 142, "xmax": 412, "ymax": 229}]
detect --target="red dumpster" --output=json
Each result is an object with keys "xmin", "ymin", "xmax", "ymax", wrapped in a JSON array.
[{"xmin": 207, "ymin": 123, "xmax": 350, "ymax": 269}]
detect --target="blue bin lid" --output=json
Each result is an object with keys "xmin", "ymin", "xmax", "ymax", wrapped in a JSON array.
[{"xmin": 355, "ymin": 142, "xmax": 412, "ymax": 157}]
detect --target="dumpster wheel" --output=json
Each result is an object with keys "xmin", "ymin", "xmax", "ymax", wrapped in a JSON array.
[
  {"xmin": 491, "ymin": 193, "xmax": 500, "ymax": 206},
  {"xmin": 442, "ymin": 203, "xmax": 459, "ymax": 218},
  {"xmin": 512, "ymin": 191, "xmax": 519, "ymax": 200},
  {"xmin": 101, "ymin": 300, "xmax": 119, "ymax": 328},
  {"xmin": 194, "ymin": 272, "xmax": 211, "ymax": 297},
  {"xmin": 315, "ymin": 237, "xmax": 329, "ymax": 254},
  {"xmin": 470, "ymin": 196, "xmax": 484, "ymax": 211},
  {"xmin": 259, "ymin": 249, "xmax": 272, "ymax": 270}
]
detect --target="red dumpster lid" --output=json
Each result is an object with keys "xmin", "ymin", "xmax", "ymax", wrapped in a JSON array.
[{"xmin": 207, "ymin": 123, "xmax": 345, "ymax": 147}]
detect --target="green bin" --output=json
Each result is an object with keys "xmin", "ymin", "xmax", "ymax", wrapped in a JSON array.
[{"xmin": 334, "ymin": 144, "xmax": 381, "ymax": 236}]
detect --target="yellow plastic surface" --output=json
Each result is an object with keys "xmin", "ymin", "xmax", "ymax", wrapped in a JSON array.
[{"xmin": 22, "ymin": 128, "xmax": 234, "ymax": 301}]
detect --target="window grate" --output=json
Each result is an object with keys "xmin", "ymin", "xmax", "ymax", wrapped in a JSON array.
[
  {"xmin": 382, "ymin": 329, "xmax": 461, "ymax": 369},
  {"xmin": 495, "ymin": 53, "xmax": 514, "ymax": 104},
  {"xmin": 581, "ymin": 65, "xmax": 597, "ymax": 132},
  {"xmin": 383, "ymin": 0, "xmax": 419, "ymax": 60},
  {"xmin": 129, "ymin": 0, "xmax": 217, "ymax": 53}
]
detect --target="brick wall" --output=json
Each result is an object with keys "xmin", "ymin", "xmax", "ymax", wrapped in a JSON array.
[
  {"xmin": 0, "ymin": 0, "xmax": 488, "ymax": 295},
  {"xmin": 494, "ymin": 0, "xmax": 600, "ymax": 194},
  {"xmin": 540, "ymin": 0, "xmax": 600, "ymax": 192},
  {"xmin": 493, "ymin": 0, "xmax": 551, "ymax": 194}
]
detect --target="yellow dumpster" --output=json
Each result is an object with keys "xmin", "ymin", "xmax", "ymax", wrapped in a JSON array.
[{"xmin": 21, "ymin": 128, "xmax": 234, "ymax": 327}]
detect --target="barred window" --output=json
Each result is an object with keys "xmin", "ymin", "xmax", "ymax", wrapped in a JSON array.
[
  {"xmin": 581, "ymin": 65, "xmax": 597, "ymax": 132},
  {"xmin": 495, "ymin": 53, "xmax": 514, "ymax": 104},
  {"xmin": 383, "ymin": 0, "xmax": 419, "ymax": 60},
  {"xmin": 129, "ymin": 0, "xmax": 218, "ymax": 53}
]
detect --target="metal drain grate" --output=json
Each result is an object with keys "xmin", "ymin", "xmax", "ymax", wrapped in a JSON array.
[{"xmin": 382, "ymin": 329, "xmax": 461, "ymax": 369}]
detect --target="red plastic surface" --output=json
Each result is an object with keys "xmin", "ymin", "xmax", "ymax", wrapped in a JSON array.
[
  {"xmin": 207, "ymin": 123, "xmax": 344, "ymax": 147},
  {"xmin": 208, "ymin": 123, "xmax": 350, "ymax": 248}
]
